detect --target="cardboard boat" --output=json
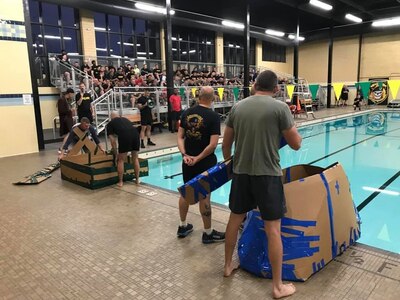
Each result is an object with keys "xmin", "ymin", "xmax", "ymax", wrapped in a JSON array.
[
  {"xmin": 238, "ymin": 163, "xmax": 361, "ymax": 281},
  {"xmin": 60, "ymin": 126, "xmax": 148, "ymax": 189}
]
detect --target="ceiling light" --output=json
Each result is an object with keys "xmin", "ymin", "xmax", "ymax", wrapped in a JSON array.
[
  {"xmin": 265, "ymin": 29, "xmax": 285, "ymax": 37},
  {"xmin": 345, "ymin": 13, "xmax": 362, "ymax": 23},
  {"xmin": 309, "ymin": 0, "xmax": 332, "ymax": 11},
  {"xmin": 94, "ymin": 27, "xmax": 106, "ymax": 31},
  {"xmin": 228, "ymin": 44, "xmax": 235, "ymax": 48},
  {"xmin": 288, "ymin": 34, "xmax": 305, "ymax": 41},
  {"xmin": 96, "ymin": 48, "xmax": 107, "ymax": 51},
  {"xmin": 189, "ymin": 50, "xmax": 196, "ymax": 53},
  {"xmin": 372, "ymin": 17, "xmax": 400, "ymax": 27},
  {"xmin": 222, "ymin": 20, "xmax": 245, "ymax": 29},
  {"xmin": 135, "ymin": 2, "xmax": 175, "ymax": 15}
]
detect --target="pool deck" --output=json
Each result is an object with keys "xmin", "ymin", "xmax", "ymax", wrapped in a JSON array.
[{"xmin": 1, "ymin": 106, "xmax": 400, "ymax": 299}]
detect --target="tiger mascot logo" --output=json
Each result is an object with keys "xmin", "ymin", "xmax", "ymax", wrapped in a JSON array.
[{"xmin": 368, "ymin": 82, "xmax": 388, "ymax": 104}]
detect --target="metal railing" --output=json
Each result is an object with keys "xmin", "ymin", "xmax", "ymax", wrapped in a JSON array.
[{"xmin": 48, "ymin": 55, "xmax": 94, "ymax": 93}]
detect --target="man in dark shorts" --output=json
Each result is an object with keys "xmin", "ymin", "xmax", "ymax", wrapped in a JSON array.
[
  {"xmin": 169, "ymin": 88, "xmax": 182, "ymax": 133},
  {"xmin": 176, "ymin": 86, "xmax": 225, "ymax": 244},
  {"xmin": 222, "ymin": 70, "xmax": 302, "ymax": 299},
  {"xmin": 107, "ymin": 111, "xmax": 140, "ymax": 187},
  {"xmin": 137, "ymin": 90, "xmax": 156, "ymax": 148},
  {"xmin": 76, "ymin": 82, "xmax": 93, "ymax": 123}
]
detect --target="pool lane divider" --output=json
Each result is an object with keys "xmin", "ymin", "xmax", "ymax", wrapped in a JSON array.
[
  {"xmin": 308, "ymin": 127, "xmax": 400, "ymax": 165},
  {"xmin": 357, "ymin": 170, "xmax": 400, "ymax": 211}
]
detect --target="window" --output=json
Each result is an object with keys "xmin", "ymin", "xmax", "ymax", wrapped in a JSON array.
[
  {"xmin": 28, "ymin": 0, "xmax": 81, "ymax": 86},
  {"xmin": 94, "ymin": 13, "xmax": 160, "ymax": 60},
  {"xmin": 171, "ymin": 26, "xmax": 215, "ymax": 63},
  {"xmin": 262, "ymin": 41, "xmax": 286, "ymax": 63}
]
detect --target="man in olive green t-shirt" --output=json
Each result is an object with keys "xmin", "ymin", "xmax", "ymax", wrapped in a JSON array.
[{"xmin": 222, "ymin": 70, "xmax": 302, "ymax": 299}]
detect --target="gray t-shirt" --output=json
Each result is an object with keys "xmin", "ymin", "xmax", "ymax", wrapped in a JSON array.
[{"xmin": 225, "ymin": 95, "xmax": 294, "ymax": 176}]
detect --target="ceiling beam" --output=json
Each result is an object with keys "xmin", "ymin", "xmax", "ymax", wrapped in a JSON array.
[{"xmin": 335, "ymin": 0, "xmax": 374, "ymax": 17}]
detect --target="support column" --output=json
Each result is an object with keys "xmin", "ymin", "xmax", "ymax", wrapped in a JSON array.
[
  {"xmin": 160, "ymin": 27, "xmax": 166, "ymax": 70},
  {"xmin": 243, "ymin": 3, "xmax": 250, "ymax": 98},
  {"xmin": 79, "ymin": 9, "xmax": 97, "ymax": 61},
  {"xmin": 327, "ymin": 25, "xmax": 333, "ymax": 108},
  {"xmin": 215, "ymin": 32, "xmax": 224, "ymax": 71},
  {"xmin": 165, "ymin": 0, "xmax": 174, "ymax": 131},
  {"xmin": 293, "ymin": 17, "xmax": 299, "ymax": 81},
  {"xmin": 357, "ymin": 34, "xmax": 363, "ymax": 83}
]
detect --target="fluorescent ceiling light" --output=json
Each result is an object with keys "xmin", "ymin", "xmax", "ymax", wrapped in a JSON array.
[
  {"xmin": 135, "ymin": 2, "xmax": 175, "ymax": 15},
  {"xmin": 288, "ymin": 34, "xmax": 305, "ymax": 41},
  {"xmin": 137, "ymin": 51, "xmax": 153, "ymax": 55},
  {"xmin": 172, "ymin": 48, "xmax": 177, "ymax": 51},
  {"xmin": 111, "ymin": 54, "xmax": 122, "ymax": 58},
  {"xmin": 222, "ymin": 20, "xmax": 244, "ymax": 29},
  {"xmin": 189, "ymin": 50, "xmax": 196, "ymax": 53},
  {"xmin": 94, "ymin": 27, "xmax": 106, "ymax": 31},
  {"xmin": 228, "ymin": 44, "xmax": 235, "ymax": 48},
  {"xmin": 345, "ymin": 13, "xmax": 362, "ymax": 23},
  {"xmin": 265, "ymin": 29, "xmax": 285, "ymax": 37},
  {"xmin": 38, "ymin": 34, "xmax": 70, "ymax": 40},
  {"xmin": 182, "ymin": 51, "xmax": 187, "ymax": 54},
  {"xmin": 362, "ymin": 186, "xmax": 400, "ymax": 196},
  {"xmin": 372, "ymin": 17, "xmax": 400, "ymax": 27},
  {"xmin": 206, "ymin": 41, "xmax": 211, "ymax": 45},
  {"xmin": 96, "ymin": 48, "xmax": 107, "ymax": 51},
  {"xmin": 309, "ymin": 0, "xmax": 332, "ymax": 11},
  {"xmin": 136, "ymin": 57, "xmax": 147, "ymax": 60}
]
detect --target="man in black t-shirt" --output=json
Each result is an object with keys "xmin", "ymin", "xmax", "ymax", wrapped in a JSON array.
[
  {"xmin": 136, "ymin": 90, "xmax": 156, "ymax": 148},
  {"xmin": 107, "ymin": 111, "xmax": 140, "ymax": 187},
  {"xmin": 76, "ymin": 82, "xmax": 93, "ymax": 123},
  {"xmin": 176, "ymin": 86, "xmax": 225, "ymax": 244}
]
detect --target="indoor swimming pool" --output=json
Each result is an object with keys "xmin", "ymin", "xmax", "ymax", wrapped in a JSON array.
[{"xmin": 142, "ymin": 110, "xmax": 400, "ymax": 254}]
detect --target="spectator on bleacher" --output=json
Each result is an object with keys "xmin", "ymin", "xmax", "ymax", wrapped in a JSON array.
[
  {"xmin": 153, "ymin": 63, "xmax": 162, "ymax": 81},
  {"xmin": 169, "ymin": 89, "xmax": 182, "ymax": 133},
  {"xmin": 76, "ymin": 82, "xmax": 93, "ymax": 123},
  {"xmin": 133, "ymin": 64, "xmax": 140, "ymax": 76},
  {"xmin": 58, "ymin": 50, "xmax": 71, "ymax": 85},
  {"xmin": 137, "ymin": 90, "xmax": 156, "ymax": 148},
  {"xmin": 141, "ymin": 63, "xmax": 150, "ymax": 76}
]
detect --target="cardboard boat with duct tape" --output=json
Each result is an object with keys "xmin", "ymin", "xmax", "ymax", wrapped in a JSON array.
[
  {"xmin": 60, "ymin": 126, "xmax": 148, "ymax": 189},
  {"xmin": 238, "ymin": 162, "xmax": 361, "ymax": 281}
]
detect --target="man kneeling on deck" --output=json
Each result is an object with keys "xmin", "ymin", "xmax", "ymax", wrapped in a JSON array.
[{"xmin": 107, "ymin": 111, "xmax": 140, "ymax": 187}]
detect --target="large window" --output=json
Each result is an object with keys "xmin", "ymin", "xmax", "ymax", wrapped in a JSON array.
[
  {"xmin": 223, "ymin": 34, "xmax": 255, "ymax": 66},
  {"xmin": 262, "ymin": 41, "xmax": 286, "ymax": 63},
  {"xmin": 94, "ymin": 13, "xmax": 160, "ymax": 61},
  {"xmin": 171, "ymin": 26, "xmax": 215, "ymax": 63},
  {"xmin": 29, "ymin": 0, "xmax": 81, "ymax": 86}
]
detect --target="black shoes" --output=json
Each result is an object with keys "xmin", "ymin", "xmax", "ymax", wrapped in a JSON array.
[
  {"xmin": 177, "ymin": 223, "xmax": 194, "ymax": 238},
  {"xmin": 202, "ymin": 229, "xmax": 225, "ymax": 244},
  {"xmin": 147, "ymin": 140, "xmax": 156, "ymax": 146},
  {"xmin": 141, "ymin": 141, "xmax": 145, "ymax": 148}
]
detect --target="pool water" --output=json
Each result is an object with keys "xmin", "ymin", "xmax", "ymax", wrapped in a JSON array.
[{"xmin": 143, "ymin": 111, "xmax": 400, "ymax": 254}]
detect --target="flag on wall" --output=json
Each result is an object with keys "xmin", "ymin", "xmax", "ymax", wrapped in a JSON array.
[
  {"xmin": 217, "ymin": 88, "xmax": 224, "ymax": 101},
  {"xmin": 332, "ymin": 83, "xmax": 344, "ymax": 100},
  {"xmin": 388, "ymin": 80, "xmax": 400, "ymax": 100},
  {"xmin": 179, "ymin": 87, "xmax": 185, "ymax": 98},
  {"xmin": 309, "ymin": 84, "xmax": 320, "ymax": 100},
  {"xmin": 355, "ymin": 82, "xmax": 371, "ymax": 99},
  {"xmin": 286, "ymin": 84, "xmax": 295, "ymax": 100},
  {"xmin": 233, "ymin": 87, "xmax": 240, "ymax": 101}
]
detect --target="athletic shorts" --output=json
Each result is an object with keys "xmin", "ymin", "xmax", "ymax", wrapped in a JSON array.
[
  {"xmin": 182, "ymin": 154, "xmax": 217, "ymax": 183},
  {"xmin": 229, "ymin": 173, "xmax": 287, "ymax": 220},
  {"xmin": 140, "ymin": 113, "xmax": 153, "ymax": 126},
  {"xmin": 171, "ymin": 110, "xmax": 181, "ymax": 121},
  {"xmin": 118, "ymin": 131, "xmax": 140, "ymax": 153}
]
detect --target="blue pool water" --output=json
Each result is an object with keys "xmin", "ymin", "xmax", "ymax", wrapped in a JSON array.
[{"xmin": 143, "ymin": 111, "xmax": 400, "ymax": 254}]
